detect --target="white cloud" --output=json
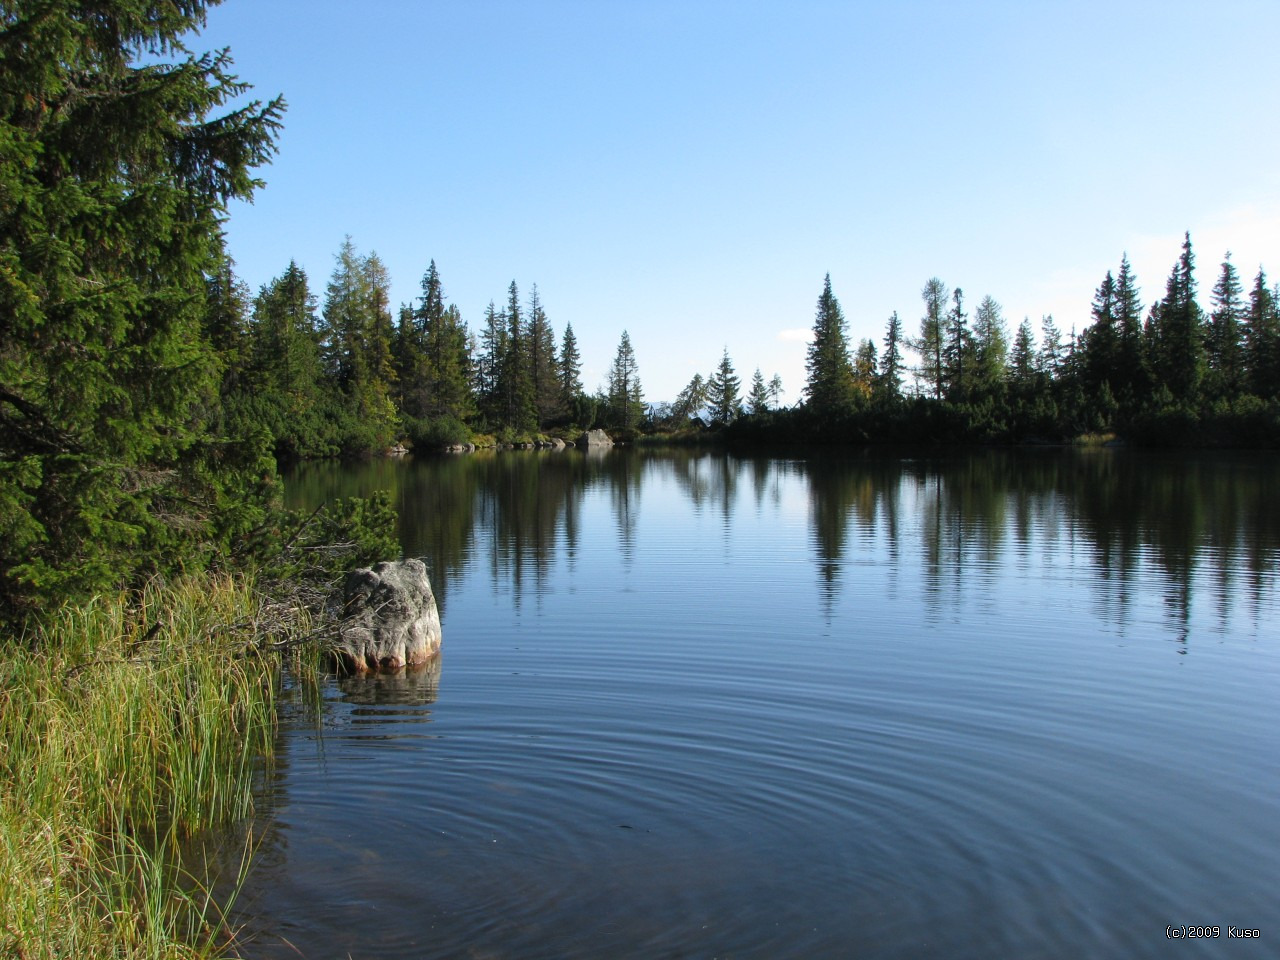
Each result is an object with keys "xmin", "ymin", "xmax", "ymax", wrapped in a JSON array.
[{"xmin": 777, "ymin": 328, "xmax": 813, "ymax": 343}]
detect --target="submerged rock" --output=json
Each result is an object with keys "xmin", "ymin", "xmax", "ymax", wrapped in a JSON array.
[{"xmin": 334, "ymin": 559, "xmax": 442, "ymax": 672}]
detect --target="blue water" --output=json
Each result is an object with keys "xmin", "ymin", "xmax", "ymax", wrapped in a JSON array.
[{"xmin": 232, "ymin": 448, "xmax": 1279, "ymax": 959}]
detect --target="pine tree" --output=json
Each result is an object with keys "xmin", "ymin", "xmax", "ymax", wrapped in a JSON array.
[
  {"xmin": 0, "ymin": 1, "xmax": 284, "ymax": 616},
  {"xmin": 707, "ymin": 347, "xmax": 742, "ymax": 425},
  {"xmin": 805, "ymin": 274, "xmax": 856, "ymax": 411}
]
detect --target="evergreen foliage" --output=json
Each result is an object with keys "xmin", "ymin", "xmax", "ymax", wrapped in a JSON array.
[
  {"xmin": 0, "ymin": 0, "xmax": 285, "ymax": 617},
  {"xmin": 239, "ymin": 260, "xmax": 334, "ymax": 459},
  {"xmin": 607, "ymin": 330, "xmax": 643, "ymax": 430},
  {"xmin": 559, "ymin": 322, "xmax": 584, "ymax": 409},
  {"xmin": 320, "ymin": 239, "xmax": 399, "ymax": 452},
  {"xmin": 915, "ymin": 278, "xmax": 949, "ymax": 399},
  {"xmin": 673, "ymin": 373, "xmax": 709, "ymax": 422},
  {"xmin": 1149, "ymin": 233, "xmax": 1204, "ymax": 403},
  {"xmin": 748, "ymin": 368, "xmax": 771, "ymax": 415},
  {"xmin": 805, "ymin": 274, "xmax": 856, "ymax": 411},
  {"xmin": 7, "ymin": 0, "xmax": 1275, "ymax": 629},
  {"xmin": 707, "ymin": 347, "xmax": 742, "ymax": 425},
  {"xmin": 878, "ymin": 311, "xmax": 905, "ymax": 399},
  {"xmin": 1206, "ymin": 253, "xmax": 1245, "ymax": 400},
  {"xmin": 853, "ymin": 339, "xmax": 877, "ymax": 399},
  {"xmin": 971, "ymin": 295, "xmax": 1008, "ymax": 396},
  {"xmin": 942, "ymin": 288, "xmax": 973, "ymax": 400},
  {"xmin": 527, "ymin": 284, "xmax": 561, "ymax": 427},
  {"xmin": 1245, "ymin": 269, "xmax": 1279, "ymax": 399}
]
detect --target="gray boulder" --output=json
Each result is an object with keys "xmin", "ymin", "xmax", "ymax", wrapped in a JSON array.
[
  {"xmin": 577, "ymin": 429, "xmax": 614, "ymax": 448},
  {"xmin": 334, "ymin": 559, "xmax": 442, "ymax": 672}
]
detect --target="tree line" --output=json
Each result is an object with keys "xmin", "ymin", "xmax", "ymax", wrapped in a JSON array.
[
  {"xmin": 730, "ymin": 235, "xmax": 1280, "ymax": 447},
  {"xmin": 213, "ymin": 238, "xmax": 667, "ymax": 460},
  {"xmin": 4, "ymin": 0, "xmax": 1277, "ymax": 623}
]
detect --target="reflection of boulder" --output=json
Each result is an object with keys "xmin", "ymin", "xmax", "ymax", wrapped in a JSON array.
[
  {"xmin": 336, "ymin": 657, "xmax": 441, "ymax": 705},
  {"xmin": 577, "ymin": 429, "xmax": 614, "ymax": 448},
  {"xmin": 333, "ymin": 559, "xmax": 442, "ymax": 672}
]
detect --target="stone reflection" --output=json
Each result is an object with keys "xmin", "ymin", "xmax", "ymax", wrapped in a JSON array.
[{"xmin": 336, "ymin": 657, "xmax": 442, "ymax": 707}]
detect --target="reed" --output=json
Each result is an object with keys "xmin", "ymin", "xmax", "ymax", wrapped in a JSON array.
[{"xmin": 0, "ymin": 574, "xmax": 302, "ymax": 959}]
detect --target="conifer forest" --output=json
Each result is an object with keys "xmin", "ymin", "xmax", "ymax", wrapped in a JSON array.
[{"xmin": 3, "ymin": 0, "xmax": 1280, "ymax": 618}]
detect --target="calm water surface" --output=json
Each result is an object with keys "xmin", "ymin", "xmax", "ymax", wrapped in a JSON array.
[{"xmin": 231, "ymin": 448, "xmax": 1278, "ymax": 959}]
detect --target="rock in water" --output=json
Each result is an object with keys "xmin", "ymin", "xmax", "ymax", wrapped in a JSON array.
[
  {"xmin": 335, "ymin": 559, "xmax": 442, "ymax": 672},
  {"xmin": 577, "ymin": 429, "xmax": 614, "ymax": 448}
]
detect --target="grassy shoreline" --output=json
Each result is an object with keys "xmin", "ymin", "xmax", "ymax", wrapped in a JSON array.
[{"xmin": 1, "ymin": 574, "xmax": 308, "ymax": 959}]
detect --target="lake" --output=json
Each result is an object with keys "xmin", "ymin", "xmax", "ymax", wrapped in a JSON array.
[{"xmin": 229, "ymin": 447, "xmax": 1278, "ymax": 959}]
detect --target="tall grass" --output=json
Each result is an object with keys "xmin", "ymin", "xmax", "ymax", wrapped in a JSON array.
[{"xmin": 0, "ymin": 574, "xmax": 300, "ymax": 959}]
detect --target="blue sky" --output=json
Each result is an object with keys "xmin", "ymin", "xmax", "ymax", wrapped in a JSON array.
[{"xmin": 200, "ymin": 0, "xmax": 1280, "ymax": 403}]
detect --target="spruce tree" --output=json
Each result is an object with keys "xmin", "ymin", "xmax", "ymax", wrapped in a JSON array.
[
  {"xmin": 527, "ymin": 285, "xmax": 560, "ymax": 426},
  {"xmin": 433, "ymin": 302, "xmax": 474, "ymax": 423},
  {"xmin": 707, "ymin": 347, "xmax": 742, "ymax": 425},
  {"xmin": 748, "ymin": 368, "xmax": 770, "ymax": 414},
  {"xmin": 1244, "ymin": 268, "xmax": 1279, "ymax": 398},
  {"xmin": 1008, "ymin": 318, "xmax": 1038, "ymax": 392},
  {"xmin": 322, "ymin": 240, "xmax": 398, "ymax": 450},
  {"xmin": 1039, "ymin": 315, "xmax": 1064, "ymax": 379},
  {"xmin": 915, "ymin": 278, "xmax": 949, "ymax": 399},
  {"xmin": 608, "ymin": 330, "xmax": 643, "ymax": 430},
  {"xmin": 476, "ymin": 300, "xmax": 504, "ymax": 418},
  {"xmin": 942, "ymin": 288, "xmax": 973, "ymax": 400},
  {"xmin": 673, "ymin": 373, "xmax": 708, "ymax": 421},
  {"xmin": 1206, "ymin": 253, "xmax": 1245, "ymax": 400},
  {"xmin": 244, "ymin": 261, "xmax": 331, "ymax": 458},
  {"xmin": 559, "ymin": 323, "xmax": 584, "ymax": 408},
  {"xmin": 805, "ymin": 274, "xmax": 856, "ymax": 411},
  {"xmin": 0, "ymin": 0, "xmax": 284, "ymax": 616},
  {"xmin": 498, "ymin": 280, "xmax": 535, "ymax": 432},
  {"xmin": 1083, "ymin": 270, "xmax": 1119, "ymax": 395},
  {"xmin": 768, "ymin": 373, "xmax": 785, "ymax": 408},
  {"xmin": 1150, "ymin": 233, "xmax": 1205, "ymax": 403},
  {"xmin": 972, "ymin": 295, "xmax": 1009, "ymax": 396},
  {"xmin": 878, "ymin": 311, "xmax": 904, "ymax": 399},
  {"xmin": 204, "ymin": 251, "xmax": 252, "ymax": 395},
  {"xmin": 397, "ymin": 260, "xmax": 472, "ymax": 424},
  {"xmin": 1114, "ymin": 254, "xmax": 1148, "ymax": 403},
  {"xmin": 853, "ymin": 339, "xmax": 877, "ymax": 398}
]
